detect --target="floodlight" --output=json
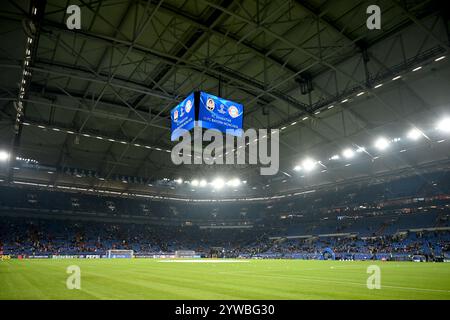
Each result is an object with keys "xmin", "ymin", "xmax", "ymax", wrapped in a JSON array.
[
  {"xmin": 374, "ymin": 137, "xmax": 390, "ymax": 151},
  {"xmin": 330, "ymin": 155, "xmax": 340, "ymax": 161},
  {"xmin": 356, "ymin": 147, "xmax": 366, "ymax": 153},
  {"xmin": 437, "ymin": 118, "xmax": 450, "ymax": 133},
  {"xmin": 227, "ymin": 178, "xmax": 241, "ymax": 187},
  {"xmin": 212, "ymin": 178, "xmax": 225, "ymax": 190},
  {"xmin": 175, "ymin": 178, "xmax": 183, "ymax": 185},
  {"xmin": 0, "ymin": 151, "xmax": 10, "ymax": 162},
  {"xmin": 302, "ymin": 158, "xmax": 317, "ymax": 172},
  {"xmin": 407, "ymin": 128, "xmax": 424, "ymax": 141},
  {"xmin": 342, "ymin": 149, "xmax": 355, "ymax": 159},
  {"xmin": 191, "ymin": 180, "xmax": 199, "ymax": 187},
  {"xmin": 199, "ymin": 180, "xmax": 207, "ymax": 187}
]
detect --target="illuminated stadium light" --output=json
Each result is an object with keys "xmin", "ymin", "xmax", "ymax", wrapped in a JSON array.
[
  {"xmin": 291, "ymin": 122, "xmax": 297, "ymax": 126},
  {"xmin": 212, "ymin": 178, "xmax": 225, "ymax": 190},
  {"xmin": 175, "ymin": 178, "xmax": 183, "ymax": 185},
  {"xmin": 374, "ymin": 137, "xmax": 390, "ymax": 151},
  {"xmin": 328, "ymin": 105, "xmax": 335, "ymax": 110},
  {"xmin": 342, "ymin": 148, "xmax": 355, "ymax": 159},
  {"xmin": 357, "ymin": 92, "xmax": 365, "ymax": 97},
  {"xmin": 341, "ymin": 99, "xmax": 349, "ymax": 103},
  {"xmin": 437, "ymin": 118, "xmax": 450, "ymax": 133},
  {"xmin": 374, "ymin": 84, "xmax": 383, "ymax": 89},
  {"xmin": 294, "ymin": 165, "xmax": 302, "ymax": 172},
  {"xmin": 412, "ymin": 66, "xmax": 422, "ymax": 72},
  {"xmin": 199, "ymin": 180, "xmax": 207, "ymax": 187},
  {"xmin": 392, "ymin": 76, "xmax": 402, "ymax": 81},
  {"xmin": 301, "ymin": 158, "xmax": 317, "ymax": 172},
  {"xmin": 227, "ymin": 178, "xmax": 241, "ymax": 187},
  {"xmin": 302, "ymin": 117, "xmax": 309, "ymax": 121},
  {"xmin": 356, "ymin": 146, "xmax": 366, "ymax": 153},
  {"xmin": 191, "ymin": 180, "xmax": 199, "ymax": 187},
  {"xmin": 407, "ymin": 128, "xmax": 424, "ymax": 141},
  {"xmin": 314, "ymin": 111, "xmax": 321, "ymax": 115},
  {"xmin": 330, "ymin": 155, "xmax": 340, "ymax": 161},
  {"xmin": 0, "ymin": 151, "xmax": 10, "ymax": 162},
  {"xmin": 435, "ymin": 56, "xmax": 446, "ymax": 62}
]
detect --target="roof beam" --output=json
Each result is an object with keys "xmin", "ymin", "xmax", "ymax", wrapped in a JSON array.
[
  {"xmin": 293, "ymin": 0, "xmax": 359, "ymax": 45},
  {"xmin": 40, "ymin": 20, "xmax": 310, "ymax": 112}
]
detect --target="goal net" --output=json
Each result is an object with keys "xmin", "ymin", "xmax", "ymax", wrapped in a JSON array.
[
  {"xmin": 106, "ymin": 250, "xmax": 134, "ymax": 259},
  {"xmin": 175, "ymin": 250, "xmax": 197, "ymax": 258}
]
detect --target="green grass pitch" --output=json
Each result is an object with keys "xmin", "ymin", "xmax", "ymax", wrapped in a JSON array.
[{"xmin": 1, "ymin": 259, "xmax": 450, "ymax": 300}]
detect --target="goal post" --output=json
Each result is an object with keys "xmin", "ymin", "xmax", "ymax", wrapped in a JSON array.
[{"xmin": 106, "ymin": 250, "xmax": 134, "ymax": 259}]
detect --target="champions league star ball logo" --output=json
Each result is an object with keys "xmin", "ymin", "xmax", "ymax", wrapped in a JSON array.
[
  {"xmin": 228, "ymin": 105, "xmax": 240, "ymax": 118},
  {"xmin": 218, "ymin": 104, "xmax": 226, "ymax": 114},
  {"xmin": 185, "ymin": 100, "xmax": 192, "ymax": 113}
]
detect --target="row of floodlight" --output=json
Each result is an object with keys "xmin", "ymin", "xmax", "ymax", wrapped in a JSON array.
[
  {"xmin": 21, "ymin": 122, "xmax": 173, "ymax": 154},
  {"xmin": 174, "ymin": 178, "xmax": 247, "ymax": 190},
  {"xmin": 293, "ymin": 117, "xmax": 450, "ymax": 173},
  {"xmin": 16, "ymin": 7, "xmax": 39, "ymax": 130},
  {"xmin": 278, "ymin": 55, "xmax": 447, "ymax": 132}
]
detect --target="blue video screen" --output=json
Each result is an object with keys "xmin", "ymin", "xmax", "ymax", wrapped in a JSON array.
[
  {"xmin": 198, "ymin": 92, "xmax": 243, "ymax": 136},
  {"xmin": 170, "ymin": 93, "xmax": 195, "ymax": 141}
]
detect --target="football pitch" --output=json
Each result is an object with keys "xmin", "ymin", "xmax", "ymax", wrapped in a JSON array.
[{"xmin": 1, "ymin": 259, "xmax": 450, "ymax": 300}]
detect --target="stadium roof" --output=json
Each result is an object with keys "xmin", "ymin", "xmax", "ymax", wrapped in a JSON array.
[{"xmin": 0, "ymin": 0, "xmax": 449, "ymax": 199}]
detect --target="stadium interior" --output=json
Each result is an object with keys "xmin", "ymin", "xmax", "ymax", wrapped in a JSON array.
[{"xmin": 0, "ymin": 0, "xmax": 450, "ymax": 301}]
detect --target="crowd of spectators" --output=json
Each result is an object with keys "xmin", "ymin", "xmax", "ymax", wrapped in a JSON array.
[{"xmin": 1, "ymin": 217, "xmax": 449, "ymax": 261}]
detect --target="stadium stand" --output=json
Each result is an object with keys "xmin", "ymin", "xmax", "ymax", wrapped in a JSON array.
[{"xmin": 1, "ymin": 171, "xmax": 449, "ymax": 261}]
